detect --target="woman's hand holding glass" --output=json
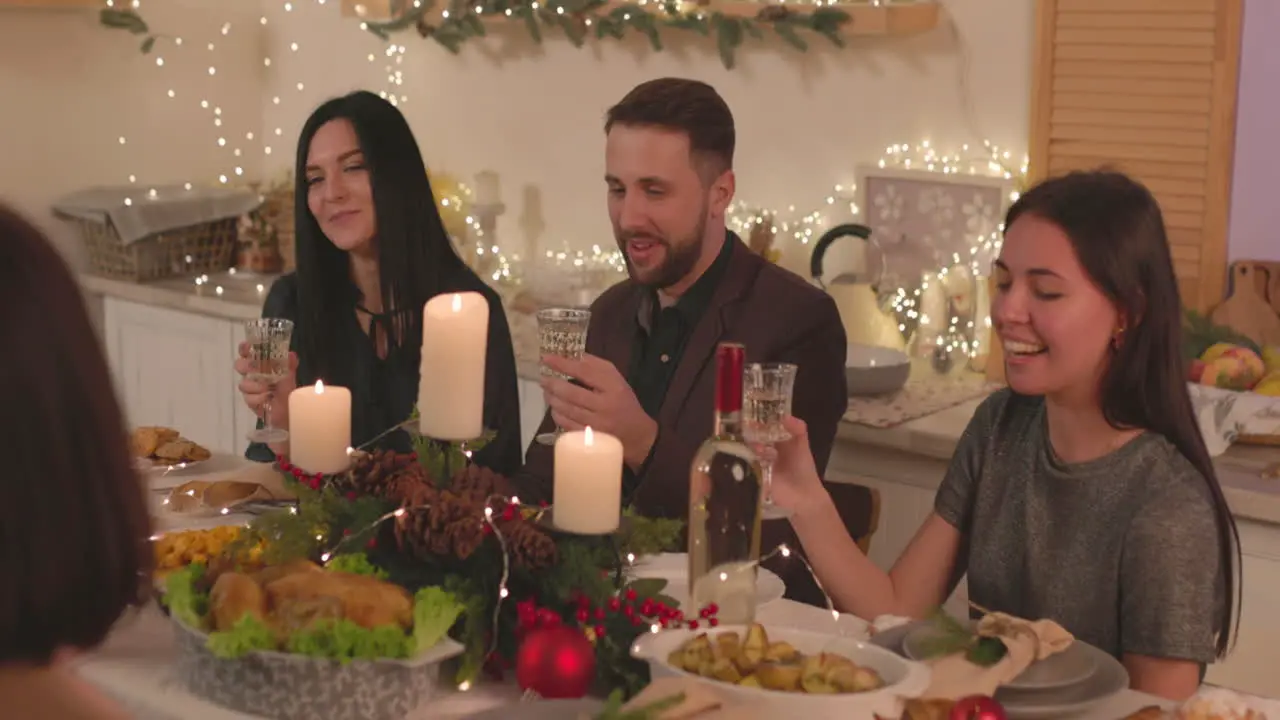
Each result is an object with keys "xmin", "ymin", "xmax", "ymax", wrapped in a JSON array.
[
  {"xmin": 753, "ymin": 416, "xmax": 832, "ymax": 521},
  {"xmin": 235, "ymin": 340, "xmax": 299, "ymax": 435}
]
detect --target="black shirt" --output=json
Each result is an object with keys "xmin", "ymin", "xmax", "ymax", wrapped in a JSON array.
[
  {"xmin": 622, "ymin": 234, "xmax": 734, "ymax": 495},
  {"xmin": 245, "ymin": 272, "xmax": 523, "ymax": 478}
]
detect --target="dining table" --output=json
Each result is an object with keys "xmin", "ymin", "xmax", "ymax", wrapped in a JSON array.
[{"xmin": 77, "ymin": 456, "xmax": 1176, "ymax": 720}]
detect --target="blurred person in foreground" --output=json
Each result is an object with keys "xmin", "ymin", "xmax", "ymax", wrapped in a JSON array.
[{"xmin": 0, "ymin": 202, "xmax": 151, "ymax": 718}]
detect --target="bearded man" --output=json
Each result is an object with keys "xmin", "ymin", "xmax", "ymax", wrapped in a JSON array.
[{"xmin": 516, "ymin": 78, "xmax": 873, "ymax": 607}]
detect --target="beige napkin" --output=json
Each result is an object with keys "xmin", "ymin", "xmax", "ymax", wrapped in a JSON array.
[
  {"xmin": 923, "ymin": 612, "xmax": 1074, "ymax": 700},
  {"xmin": 614, "ymin": 677, "xmax": 766, "ymax": 720},
  {"xmin": 164, "ymin": 465, "xmax": 296, "ymax": 515}
]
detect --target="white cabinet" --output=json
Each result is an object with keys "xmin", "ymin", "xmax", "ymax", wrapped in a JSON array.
[
  {"xmin": 1205, "ymin": 520, "xmax": 1280, "ymax": 697},
  {"xmin": 100, "ymin": 297, "xmax": 255, "ymax": 455}
]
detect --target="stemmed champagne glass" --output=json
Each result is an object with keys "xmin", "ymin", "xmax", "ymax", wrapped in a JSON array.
[
  {"xmin": 535, "ymin": 307, "xmax": 591, "ymax": 446},
  {"xmin": 743, "ymin": 362, "xmax": 798, "ymax": 521},
  {"xmin": 244, "ymin": 318, "xmax": 294, "ymax": 444}
]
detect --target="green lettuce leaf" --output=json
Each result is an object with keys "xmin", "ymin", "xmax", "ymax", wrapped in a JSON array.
[
  {"xmin": 286, "ymin": 619, "xmax": 412, "ymax": 663},
  {"xmin": 325, "ymin": 553, "xmax": 389, "ymax": 579},
  {"xmin": 207, "ymin": 614, "xmax": 277, "ymax": 659},
  {"xmin": 162, "ymin": 563, "xmax": 208, "ymax": 629},
  {"xmin": 412, "ymin": 586, "xmax": 465, "ymax": 654}
]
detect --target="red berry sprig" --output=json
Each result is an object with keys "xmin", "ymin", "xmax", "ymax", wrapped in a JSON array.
[
  {"xmin": 564, "ymin": 590, "xmax": 719, "ymax": 633},
  {"xmin": 276, "ymin": 458, "xmax": 326, "ymax": 492}
]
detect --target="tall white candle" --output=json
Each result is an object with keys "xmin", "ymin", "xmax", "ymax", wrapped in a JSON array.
[
  {"xmin": 553, "ymin": 426, "xmax": 623, "ymax": 534},
  {"xmin": 419, "ymin": 291, "xmax": 489, "ymax": 440},
  {"xmin": 288, "ymin": 380, "xmax": 351, "ymax": 474}
]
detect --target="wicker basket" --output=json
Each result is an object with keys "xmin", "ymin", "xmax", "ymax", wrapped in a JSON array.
[{"xmin": 78, "ymin": 215, "xmax": 239, "ymax": 283}]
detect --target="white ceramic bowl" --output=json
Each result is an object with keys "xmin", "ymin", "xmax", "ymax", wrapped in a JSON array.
[
  {"xmin": 845, "ymin": 343, "xmax": 911, "ymax": 397},
  {"xmin": 631, "ymin": 624, "xmax": 930, "ymax": 719}
]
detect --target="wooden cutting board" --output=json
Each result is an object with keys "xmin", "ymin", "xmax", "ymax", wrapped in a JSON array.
[{"xmin": 1210, "ymin": 262, "xmax": 1280, "ymax": 347}]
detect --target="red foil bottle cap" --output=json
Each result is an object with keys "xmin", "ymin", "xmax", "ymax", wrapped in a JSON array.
[{"xmin": 714, "ymin": 342, "xmax": 745, "ymax": 413}]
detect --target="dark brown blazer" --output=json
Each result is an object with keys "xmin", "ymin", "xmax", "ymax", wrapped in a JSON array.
[{"xmin": 517, "ymin": 237, "xmax": 873, "ymax": 606}]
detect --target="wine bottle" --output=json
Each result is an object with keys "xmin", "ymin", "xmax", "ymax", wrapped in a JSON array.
[{"xmin": 687, "ymin": 342, "xmax": 764, "ymax": 625}]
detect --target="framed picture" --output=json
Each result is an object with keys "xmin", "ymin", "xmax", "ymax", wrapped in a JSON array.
[
  {"xmin": 855, "ymin": 165, "xmax": 1017, "ymax": 288},
  {"xmin": 856, "ymin": 165, "xmax": 1018, "ymax": 375}
]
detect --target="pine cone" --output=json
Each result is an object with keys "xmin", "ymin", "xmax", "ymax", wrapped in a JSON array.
[
  {"xmin": 450, "ymin": 463, "xmax": 514, "ymax": 505},
  {"xmin": 445, "ymin": 517, "xmax": 486, "ymax": 560},
  {"xmin": 394, "ymin": 506, "xmax": 437, "ymax": 561},
  {"xmin": 391, "ymin": 473, "xmax": 438, "ymax": 509},
  {"xmin": 395, "ymin": 490, "xmax": 489, "ymax": 561},
  {"xmin": 350, "ymin": 448, "xmax": 421, "ymax": 500},
  {"xmin": 501, "ymin": 520, "xmax": 557, "ymax": 570}
]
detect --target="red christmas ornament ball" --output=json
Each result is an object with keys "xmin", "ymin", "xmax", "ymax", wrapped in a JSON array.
[
  {"xmin": 515, "ymin": 626, "xmax": 596, "ymax": 699},
  {"xmin": 948, "ymin": 695, "xmax": 1007, "ymax": 720}
]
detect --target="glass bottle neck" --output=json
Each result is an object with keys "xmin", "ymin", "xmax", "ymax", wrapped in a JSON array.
[{"xmin": 714, "ymin": 409, "xmax": 743, "ymax": 437}]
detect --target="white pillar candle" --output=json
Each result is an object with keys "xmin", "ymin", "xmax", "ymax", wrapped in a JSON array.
[
  {"xmin": 553, "ymin": 426, "xmax": 623, "ymax": 534},
  {"xmin": 474, "ymin": 170, "xmax": 501, "ymax": 206},
  {"xmin": 288, "ymin": 380, "xmax": 352, "ymax": 474},
  {"xmin": 419, "ymin": 291, "xmax": 489, "ymax": 440}
]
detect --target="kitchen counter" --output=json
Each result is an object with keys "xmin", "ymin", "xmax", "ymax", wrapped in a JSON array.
[
  {"xmin": 80, "ymin": 273, "xmax": 271, "ymax": 322},
  {"xmin": 833, "ymin": 395, "xmax": 1280, "ymax": 526}
]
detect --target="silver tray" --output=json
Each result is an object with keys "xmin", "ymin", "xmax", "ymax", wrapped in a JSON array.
[{"xmin": 171, "ymin": 614, "xmax": 464, "ymax": 720}]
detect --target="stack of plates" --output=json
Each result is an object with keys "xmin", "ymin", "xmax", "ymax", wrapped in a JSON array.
[{"xmin": 902, "ymin": 625, "xmax": 1130, "ymax": 719}]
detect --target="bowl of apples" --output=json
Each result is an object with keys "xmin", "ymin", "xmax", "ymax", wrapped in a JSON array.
[{"xmin": 631, "ymin": 623, "xmax": 930, "ymax": 719}]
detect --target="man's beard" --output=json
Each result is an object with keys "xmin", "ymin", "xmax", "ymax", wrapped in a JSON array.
[{"xmin": 618, "ymin": 210, "xmax": 707, "ymax": 291}]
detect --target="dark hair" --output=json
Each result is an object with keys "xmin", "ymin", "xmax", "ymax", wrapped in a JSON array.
[
  {"xmin": 605, "ymin": 77, "xmax": 736, "ymax": 177},
  {"xmin": 0, "ymin": 203, "xmax": 152, "ymax": 664},
  {"xmin": 293, "ymin": 90, "xmax": 473, "ymax": 386},
  {"xmin": 1005, "ymin": 170, "xmax": 1240, "ymax": 658}
]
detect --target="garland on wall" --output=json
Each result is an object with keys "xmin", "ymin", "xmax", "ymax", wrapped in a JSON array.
[
  {"xmin": 99, "ymin": 2, "xmax": 862, "ymax": 70},
  {"xmin": 362, "ymin": 0, "xmax": 851, "ymax": 69}
]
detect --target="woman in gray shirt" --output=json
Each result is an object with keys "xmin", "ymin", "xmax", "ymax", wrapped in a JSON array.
[{"xmin": 767, "ymin": 170, "xmax": 1238, "ymax": 701}]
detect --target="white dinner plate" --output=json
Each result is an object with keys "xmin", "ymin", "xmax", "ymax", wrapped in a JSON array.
[{"xmin": 626, "ymin": 553, "xmax": 786, "ymax": 611}]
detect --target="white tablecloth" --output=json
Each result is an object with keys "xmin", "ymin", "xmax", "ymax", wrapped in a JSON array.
[
  {"xmin": 76, "ymin": 600, "xmax": 1169, "ymax": 720},
  {"xmin": 108, "ymin": 460, "xmax": 1170, "ymax": 719}
]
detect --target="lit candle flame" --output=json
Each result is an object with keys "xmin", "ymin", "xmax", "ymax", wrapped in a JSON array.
[
  {"xmin": 584, "ymin": 426, "xmax": 594, "ymax": 446},
  {"xmin": 315, "ymin": 380, "xmax": 325, "ymax": 394},
  {"xmin": 451, "ymin": 293, "xmax": 462, "ymax": 312}
]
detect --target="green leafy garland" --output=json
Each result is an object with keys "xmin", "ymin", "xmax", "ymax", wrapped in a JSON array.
[
  {"xmin": 214, "ymin": 448, "xmax": 683, "ymax": 696},
  {"xmin": 98, "ymin": 2, "xmax": 853, "ymax": 69},
  {"xmin": 364, "ymin": 0, "xmax": 850, "ymax": 69}
]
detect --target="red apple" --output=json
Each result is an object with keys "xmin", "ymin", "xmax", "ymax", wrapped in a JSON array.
[
  {"xmin": 1188, "ymin": 358, "xmax": 1206, "ymax": 382},
  {"xmin": 949, "ymin": 695, "xmax": 1007, "ymax": 720}
]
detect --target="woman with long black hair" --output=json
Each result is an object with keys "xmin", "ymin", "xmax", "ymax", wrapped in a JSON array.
[
  {"xmin": 237, "ymin": 90, "xmax": 522, "ymax": 476},
  {"xmin": 763, "ymin": 170, "xmax": 1239, "ymax": 701}
]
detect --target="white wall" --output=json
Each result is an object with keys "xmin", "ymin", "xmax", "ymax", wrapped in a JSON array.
[
  {"xmin": 0, "ymin": 0, "xmax": 266, "ymax": 264},
  {"xmin": 0, "ymin": 0, "xmax": 1033, "ymax": 274}
]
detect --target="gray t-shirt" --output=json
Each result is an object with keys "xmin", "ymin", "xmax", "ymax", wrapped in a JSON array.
[{"xmin": 935, "ymin": 388, "xmax": 1222, "ymax": 663}]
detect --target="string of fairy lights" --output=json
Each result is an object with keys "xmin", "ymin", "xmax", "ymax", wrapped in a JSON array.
[
  {"xmin": 110, "ymin": 0, "xmax": 407, "ymax": 196},
  {"xmin": 110, "ymin": 0, "xmax": 1026, "ymax": 360}
]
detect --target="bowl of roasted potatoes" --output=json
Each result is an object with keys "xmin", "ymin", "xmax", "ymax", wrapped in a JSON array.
[{"xmin": 631, "ymin": 623, "xmax": 930, "ymax": 718}]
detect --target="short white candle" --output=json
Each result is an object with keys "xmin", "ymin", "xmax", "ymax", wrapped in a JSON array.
[
  {"xmin": 473, "ymin": 170, "xmax": 501, "ymax": 206},
  {"xmin": 419, "ymin": 291, "xmax": 489, "ymax": 441},
  {"xmin": 288, "ymin": 380, "xmax": 351, "ymax": 474},
  {"xmin": 553, "ymin": 426, "xmax": 623, "ymax": 534}
]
